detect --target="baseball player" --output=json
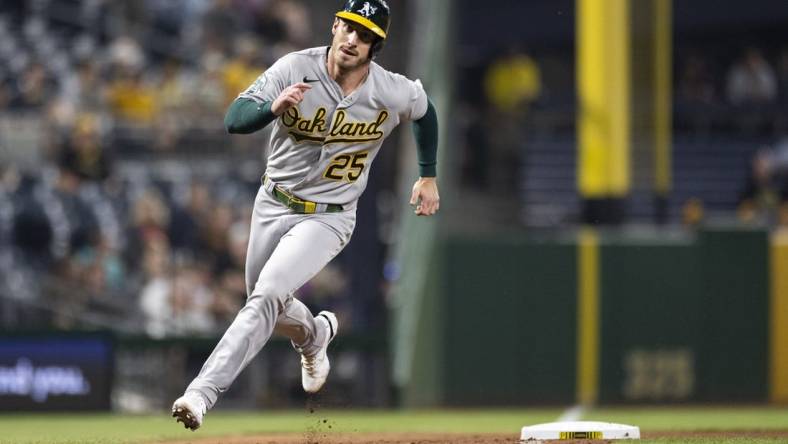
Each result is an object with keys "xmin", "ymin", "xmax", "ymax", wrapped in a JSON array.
[{"xmin": 172, "ymin": 0, "xmax": 439, "ymax": 430}]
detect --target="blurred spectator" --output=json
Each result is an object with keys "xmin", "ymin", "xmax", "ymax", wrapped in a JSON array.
[
  {"xmin": 152, "ymin": 59, "xmax": 190, "ymax": 150},
  {"xmin": 57, "ymin": 113, "xmax": 112, "ymax": 182},
  {"xmin": 190, "ymin": 51, "xmax": 226, "ymax": 121},
  {"xmin": 726, "ymin": 47, "xmax": 777, "ymax": 105},
  {"xmin": 139, "ymin": 233, "xmax": 172, "ymax": 338},
  {"xmin": 681, "ymin": 197, "xmax": 705, "ymax": 227},
  {"xmin": 169, "ymin": 181, "xmax": 212, "ymax": 255},
  {"xmin": 140, "ymin": 248, "xmax": 218, "ymax": 337},
  {"xmin": 102, "ymin": 36, "xmax": 160, "ymax": 126},
  {"xmin": 127, "ymin": 188, "xmax": 171, "ymax": 270},
  {"xmin": 200, "ymin": 202, "xmax": 235, "ymax": 269},
  {"xmin": 14, "ymin": 62, "xmax": 56, "ymax": 109},
  {"xmin": 738, "ymin": 141, "xmax": 788, "ymax": 224},
  {"xmin": 157, "ymin": 59, "xmax": 190, "ymax": 112},
  {"xmin": 484, "ymin": 47, "xmax": 541, "ymax": 113},
  {"xmin": 222, "ymin": 35, "xmax": 266, "ymax": 105},
  {"xmin": 214, "ymin": 213, "xmax": 249, "ymax": 274},
  {"xmin": 58, "ymin": 59, "xmax": 104, "ymax": 111},
  {"xmin": 106, "ymin": 66, "xmax": 159, "ymax": 125},
  {"xmin": 72, "ymin": 234, "xmax": 125, "ymax": 295},
  {"xmin": 170, "ymin": 262, "xmax": 215, "ymax": 335},
  {"xmin": 481, "ymin": 47, "xmax": 541, "ymax": 194},
  {"xmin": 53, "ymin": 166, "xmax": 100, "ymax": 255},
  {"xmin": 107, "ymin": 36, "xmax": 146, "ymax": 72},
  {"xmin": 12, "ymin": 175, "xmax": 55, "ymax": 266}
]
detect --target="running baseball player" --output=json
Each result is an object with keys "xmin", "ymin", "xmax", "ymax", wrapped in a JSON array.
[{"xmin": 172, "ymin": 0, "xmax": 439, "ymax": 430}]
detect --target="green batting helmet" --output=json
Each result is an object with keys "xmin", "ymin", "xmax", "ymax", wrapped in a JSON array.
[{"xmin": 336, "ymin": 0, "xmax": 390, "ymax": 56}]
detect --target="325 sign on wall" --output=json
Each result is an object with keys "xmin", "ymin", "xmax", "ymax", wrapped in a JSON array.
[{"xmin": 622, "ymin": 348, "xmax": 695, "ymax": 401}]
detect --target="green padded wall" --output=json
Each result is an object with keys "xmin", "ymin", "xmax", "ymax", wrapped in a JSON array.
[
  {"xmin": 442, "ymin": 238, "xmax": 577, "ymax": 405},
  {"xmin": 697, "ymin": 228, "xmax": 769, "ymax": 401}
]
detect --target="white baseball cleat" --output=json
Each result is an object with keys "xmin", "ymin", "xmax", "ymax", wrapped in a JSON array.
[
  {"xmin": 301, "ymin": 311, "xmax": 338, "ymax": 393},
  {"xmin": 171, "ymin": 392, "xmax": 207, "ymax": 431}
]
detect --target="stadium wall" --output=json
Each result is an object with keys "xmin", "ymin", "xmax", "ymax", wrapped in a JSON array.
[{"xmin": 405, "ymin": 227, "xmax": 784, "ymax": 406}]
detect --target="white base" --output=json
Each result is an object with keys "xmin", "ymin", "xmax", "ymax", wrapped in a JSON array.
[{"xmin": 521, "ymin": 421, "xmax": 640, "ymax": 441}]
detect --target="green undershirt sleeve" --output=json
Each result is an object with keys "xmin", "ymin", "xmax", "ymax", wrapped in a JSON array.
[
  {"xmin": 224, "ymin": 98, "xmax": 277, "ymax": 134},
  {"xmin": 412, "ymin": 98, "xmax": 439, "ymax": 177}
]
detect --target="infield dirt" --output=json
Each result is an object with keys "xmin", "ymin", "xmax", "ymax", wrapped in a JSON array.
[
  {"xmin": 158, "ymin": 432, "xmax": 519, "ymax": 443},
  {"xmin": 157, "ymin": 430, "xmax": 788, "ymax": 444}
]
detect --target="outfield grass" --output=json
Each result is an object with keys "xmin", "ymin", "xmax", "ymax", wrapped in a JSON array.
[
  {"xmin": 0, "ymin": 406, "xmax": 785, "ymax": 444},
  {"xmin": 0, "ymin": 409, "xmax": 559, "ymax": 444}
]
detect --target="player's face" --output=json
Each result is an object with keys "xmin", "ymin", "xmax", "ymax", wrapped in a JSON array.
[{"xmin": 331, "ymin": 18, "xmax": 376, "ymax": 69}]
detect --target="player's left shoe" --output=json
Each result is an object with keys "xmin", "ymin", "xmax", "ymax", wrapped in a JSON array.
[
  {"xmin": 172, "ymin": 391, "xmax": 207, "ymax": 431},
  {"xmin": 301, "ymin": 311, "xmax": 338, "ymax": 393}
]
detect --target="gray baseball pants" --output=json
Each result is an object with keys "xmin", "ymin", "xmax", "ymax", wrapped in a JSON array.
[{"xmin": 186, "ymin": 186, "xmax": 356, "ymax": 409}]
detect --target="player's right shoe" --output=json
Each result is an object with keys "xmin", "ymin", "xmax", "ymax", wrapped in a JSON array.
[
  {"xmin": 301, "ymin": 311, "xmax": 338, "ymax": 393},
  {"xmin": 172, "ymin": 391, "xmax": 207, "ymax": 431}
]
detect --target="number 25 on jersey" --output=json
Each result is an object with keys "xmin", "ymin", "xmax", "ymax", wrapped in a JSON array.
[{"xmin": 324, "ymin": 152, "xmax": 369, "ymax": 182}]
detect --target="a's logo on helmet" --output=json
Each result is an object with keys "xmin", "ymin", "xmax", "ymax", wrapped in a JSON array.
[{"xmin": 358, "ymin": 2, "xmax": 377, "ymax": 17}]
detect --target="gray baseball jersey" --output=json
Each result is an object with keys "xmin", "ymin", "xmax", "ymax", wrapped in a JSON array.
[{"xmin": 240, "ymin": 46, "xmax": 429, "ymax": 208}]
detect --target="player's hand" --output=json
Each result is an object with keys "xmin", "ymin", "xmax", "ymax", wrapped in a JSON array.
[
  {"xmin": 410, "ymin": 177, "xmax": 440, "ymax": 216},
  {"xmin": 271, "ymin": 83, "xmax": 312, "ymax": 116}
]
